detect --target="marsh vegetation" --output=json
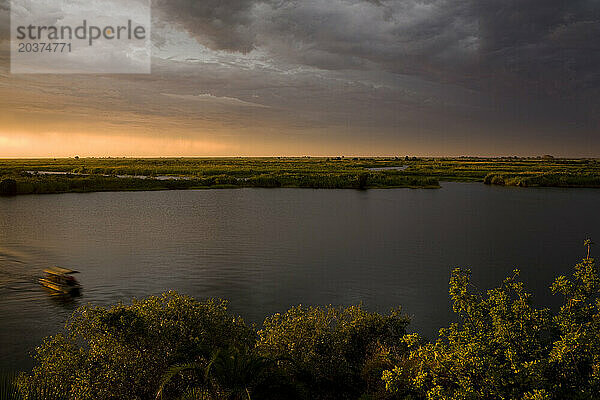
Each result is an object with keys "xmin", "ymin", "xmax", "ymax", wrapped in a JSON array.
[{"xmin": 1, "ymin": 157, "xmax": 598, "ymax": 195}]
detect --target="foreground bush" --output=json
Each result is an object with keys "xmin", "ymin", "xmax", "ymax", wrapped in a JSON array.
[
  {"xmin": 16, "ymin": 295, "xmax": 408, "ymax": 399},
  {"xmin": 257, "ymin": 305, "xmax": 409, "ymax": 399},
  {"xmin": 383, "ymin": 257, "xmax": 600, "ymax": 399},
  {"xmin": 17, "ymin": 293, "xmax": 253, "ymax": 400}
]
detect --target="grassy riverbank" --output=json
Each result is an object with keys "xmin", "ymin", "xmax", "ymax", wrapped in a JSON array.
[{"xmin": 0, "ymin": 157, "xmax": 598, "ymax": 195}]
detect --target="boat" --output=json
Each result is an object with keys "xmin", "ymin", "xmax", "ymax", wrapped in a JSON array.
[{"xmin": 39, "ymin": 267, "xmax": 81, "ymax": 295}]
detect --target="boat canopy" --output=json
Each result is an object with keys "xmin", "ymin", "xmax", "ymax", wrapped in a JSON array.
[{"xmin": 43, "ymin": 266, "xmax": 79, "ymax": 275}]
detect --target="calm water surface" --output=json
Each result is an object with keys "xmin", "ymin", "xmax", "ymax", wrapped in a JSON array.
[{"xmin": 1, "ymin": 183, "xmax": 599, "ymax": 370}]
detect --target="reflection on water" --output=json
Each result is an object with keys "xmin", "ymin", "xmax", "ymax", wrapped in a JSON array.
[
  {"xmin": 40, "ymin": 286, "xmax": 81, "ymax": 303},
  {"xmin": 1, "ymin": 183, "xmax": 599, "ymax": 371}
]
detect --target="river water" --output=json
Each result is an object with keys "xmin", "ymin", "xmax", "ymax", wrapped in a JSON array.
[{"xmin": 1, "ymin": 183, "xmax": 598, "ymax": 370}]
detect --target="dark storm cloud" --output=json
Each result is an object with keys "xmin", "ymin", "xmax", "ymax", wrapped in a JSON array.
[
  {"xmin": 157, "ymin": 0, "xmax": 600, "ymax": 100},
  {"xmin": 474, "ymin": 0, "xmax": 600, "ymax": 95},
  {"xmin": 153, "ymin": 0, "xmax": 258, "ymax": 52}
]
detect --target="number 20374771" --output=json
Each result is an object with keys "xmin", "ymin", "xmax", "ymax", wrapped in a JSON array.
[{"xmin": 18, "ymin": 42, "xmax": 72, "ymax": 53}]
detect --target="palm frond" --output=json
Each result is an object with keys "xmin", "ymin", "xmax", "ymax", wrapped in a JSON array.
[{"xmin": 155, "ymin": 362, "xmax": 204, "ymax": 400}]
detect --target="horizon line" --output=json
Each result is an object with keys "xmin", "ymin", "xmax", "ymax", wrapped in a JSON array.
[{"xmin": 1, "ymin": 155, "xmax": 598, "ymax": 160}]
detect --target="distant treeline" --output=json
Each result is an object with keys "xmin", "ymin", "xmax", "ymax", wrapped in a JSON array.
[{"xmin": 6, "ymin": 254, "xmax": 600, "ymax": 400}]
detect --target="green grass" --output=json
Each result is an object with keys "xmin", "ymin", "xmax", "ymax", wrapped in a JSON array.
[{"xmin": 0, "ymin": 156, "xmax": 598, "ymax": 195}]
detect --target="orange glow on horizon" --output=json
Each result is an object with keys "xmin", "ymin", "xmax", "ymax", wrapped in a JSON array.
[{"xmin": 0, "ymin": 131, "xmax": 237, "ymax": 158}]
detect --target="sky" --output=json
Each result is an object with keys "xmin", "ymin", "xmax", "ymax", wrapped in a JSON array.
[{"xmin": 0, "ymin": 0, "xmax": 599, "ymax": 157}]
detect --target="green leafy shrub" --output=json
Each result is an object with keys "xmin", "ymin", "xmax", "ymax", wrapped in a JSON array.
[
  {"xmin": 383, "ymin": 258, "xmax": 600, "ymax": 400},
  {"xmin": 17, "ymin": 292, "xmax": 253, "ymax": 400},
  {"xmin": 257, "ymin": 305, "xmax": 409, "ymax": 400}
]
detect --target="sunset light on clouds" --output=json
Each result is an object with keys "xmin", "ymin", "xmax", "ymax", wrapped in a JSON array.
[{"xmin": 0, "ymin": 0, "xmax": 598, "ymax": 157}]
